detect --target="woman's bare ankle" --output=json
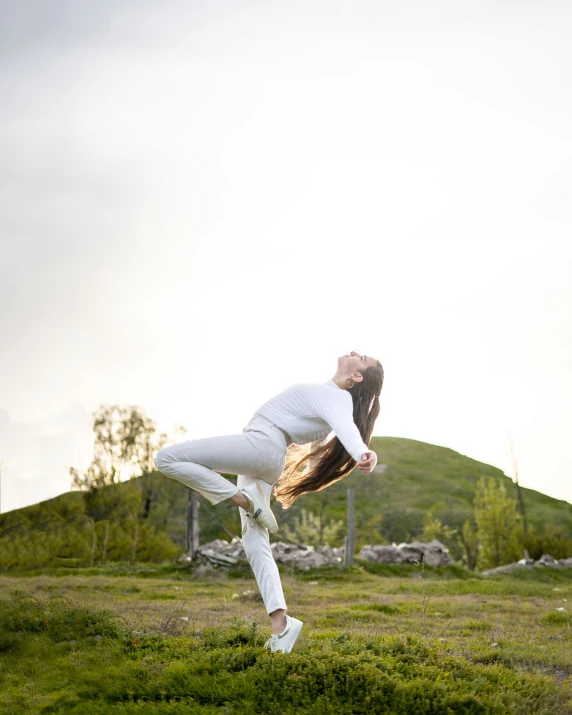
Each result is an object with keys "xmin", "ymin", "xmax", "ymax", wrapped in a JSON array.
[
  {"xmin": 229, "ymin": 491, "xmax": 250, "ymax": 510},
  {"xmin": 269, "ymin": 608, "xmax": 287, "ymax": 635}
]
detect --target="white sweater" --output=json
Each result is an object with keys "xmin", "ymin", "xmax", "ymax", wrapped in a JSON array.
[{"xmin": 254, "ymin": 379, "xmax": 377, "ymax": 465}]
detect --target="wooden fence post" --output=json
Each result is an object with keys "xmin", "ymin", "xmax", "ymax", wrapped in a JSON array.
[
  {"xmin": 187, "ymin": 492, "xmax": 200, "ymax": 560},
  {"xmin": 344, "ymin": 487, "xmax": 355, "ymax": 566}
]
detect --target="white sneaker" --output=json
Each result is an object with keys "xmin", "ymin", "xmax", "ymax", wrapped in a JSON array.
[
  {"xmin": 239, "ymin": 482, "xmax": 279, "ymax": 534},
  {"xmin": 264, "ymin": 615, "xmax": 304, "ymax": 653}
]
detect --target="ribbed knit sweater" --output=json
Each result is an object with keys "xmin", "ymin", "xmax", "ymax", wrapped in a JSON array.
[{"xmin": 254, "ymin": 379, "xmax": 377, "ymax": 465}]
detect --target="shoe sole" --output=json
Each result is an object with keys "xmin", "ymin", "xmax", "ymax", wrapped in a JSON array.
[{"xmin": 247, "ymin": 483, "xmax": 279, "ymax": 534}]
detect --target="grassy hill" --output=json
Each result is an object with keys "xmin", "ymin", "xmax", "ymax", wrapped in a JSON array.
[
  {"xmin": 1, "ymin": 436, "xmax": 570, "ymax": 571},
  {"xmin": 301, "ymin": 436, "xmax": 572, "ymax": 544}
]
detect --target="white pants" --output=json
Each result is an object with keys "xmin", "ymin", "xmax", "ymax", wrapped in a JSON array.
[{"xmin": 153, "ymin": 413, "xmax": 292, "ymax": 615}]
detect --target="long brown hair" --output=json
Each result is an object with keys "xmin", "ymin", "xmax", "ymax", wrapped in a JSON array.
[{"xmin": 273, "ymin": 360, "xmax": 384, "ymax": 508}]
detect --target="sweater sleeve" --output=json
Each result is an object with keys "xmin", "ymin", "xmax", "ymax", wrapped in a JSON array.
[{"xmin": 312, "ymin": 389, "xmax": 377, "ymax": 464}]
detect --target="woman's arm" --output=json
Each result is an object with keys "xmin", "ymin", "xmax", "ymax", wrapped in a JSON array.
[{"xmin": 313, "ymin": 391, "xmax": 377, "ymax": 467}]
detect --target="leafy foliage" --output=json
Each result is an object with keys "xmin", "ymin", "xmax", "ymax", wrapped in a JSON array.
[
  {"xmin": 474, "ymin": 477, "xmax": 524, "ymax": 569},
  {"xmin": 419, "ymin": 511, "xmax": 458, "ymax": 549},
  {"xmin": 524, "ymin": 523, "xmax": 572, "ymax": 560},
  {"xmin": 68, "ymin": 404, "xmax": 173, "ymax": 490},
  {"xmin": 459, "ymin": 520, "xmax": 479, "ymax": 570},
  {"xmin": 281, "ymin": 508, "xmax": 345, "ymax": 548}
]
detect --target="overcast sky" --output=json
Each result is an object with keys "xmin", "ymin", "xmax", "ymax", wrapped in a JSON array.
[{"xmin": 1, "ymin": 0, "xmax": 571, "ymax": 514}]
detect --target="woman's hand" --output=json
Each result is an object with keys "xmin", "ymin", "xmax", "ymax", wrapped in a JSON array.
[{"xmin": 357, "ymin": 451, "xmax": 377, "ymax": 474}]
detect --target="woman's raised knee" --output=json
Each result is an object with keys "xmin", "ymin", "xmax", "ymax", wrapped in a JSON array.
[{"xmin": 154, "ymin": 448, "xmax": 172, "ymax": 471}]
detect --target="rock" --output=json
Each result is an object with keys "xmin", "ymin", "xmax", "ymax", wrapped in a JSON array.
[
  {"xmin": 395, "ymin": 544, "xmax": 422, "ymax": 563},
  {"xmin": 358, "ymin": 539, "xmax": 453, "ymax": 567},
  {"xmin": 402, "ymin": 540, "xmax": 454, "ymax": 567},
  {"xmin": 181, "ymin": 536, "xmax": 483, "ymax": 572},
  {"xmin": 329, "ymin": 546, "xmax": 345, "ymax": 561},
  {"xmin": 189, "ymin": 537, "xmax": 343, "ymax": 571},
  {"xmin": 270, "ymin": 542, "xmax": 342, "ymax": 570},
  {"xmin": 198, "ymin": 538, "xmax": 246, "ymax": 560},
  {"xmin": 482, "ymin": 562, "xmax": 528, "ymax": 575},
  {"xmin": 359, "ymin": 545, "xmax": 404, "ymax": 563},
  {"xmin": 199, "ymin": 549, "xmax": 239, "ymax": 566},
  {"xmin": 482, "ymin": 552, "xmax": 572, "ymax": 576},
  {"xmin": 193, "ymin": 537, "xmax": 247, "ymax": 566}
]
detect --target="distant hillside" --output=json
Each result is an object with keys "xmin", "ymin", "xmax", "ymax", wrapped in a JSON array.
[
  {"xmin": 1, "ymin": 436, "xmax": 570, "ymax": 571},
  {"xmin": 300, "ymin": 436, "xmax": 572, "ymax": 545}
]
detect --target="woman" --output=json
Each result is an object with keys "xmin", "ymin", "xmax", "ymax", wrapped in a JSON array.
[{"xmin": 154, "ymin": 351, "xmax": 384, "ymax": 653}]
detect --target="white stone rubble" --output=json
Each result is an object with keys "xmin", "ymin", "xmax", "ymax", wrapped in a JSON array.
[
  {"xmin": 357, "ymin": 539, "xmax": 454, "ymax": 566},
  {"xmin": 177, "ymin": 537, "xmax": 458, "ymax": 569},
  {"xmin": 482, "ymin": 554, "xmax": 572, "ymax": 575}
]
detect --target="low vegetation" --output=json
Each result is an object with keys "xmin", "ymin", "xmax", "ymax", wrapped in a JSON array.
[{"xmin": 1, "ymin": 561, "xmax": 571, "ymax": 713}]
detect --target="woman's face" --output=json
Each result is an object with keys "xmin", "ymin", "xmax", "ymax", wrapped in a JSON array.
[{"xmin": 338, "ymin": 351, "xmax": 377, "ymax": 377}]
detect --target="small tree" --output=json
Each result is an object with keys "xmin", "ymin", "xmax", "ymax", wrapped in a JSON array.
[
  {"xmin": 68, "ymin": 405, "xmax": 184, "ymax": 522},
  {"xmin": 458, "ymin": 520, "xmax": 479, "ymax": 570},
  {"xmin": 420, "ymin": 511, "xmax": 458, "ymax": 544},
  {"xmin": 474, "ymin": 476, "xmax": 524, "ymax": 569},
  {"xmin": 282, "ymin": 508, "xmax": 345, "ymax": 548},
  {"xmin": 68, "ymin": 405, "xmax": 150, "ymax": 490}
]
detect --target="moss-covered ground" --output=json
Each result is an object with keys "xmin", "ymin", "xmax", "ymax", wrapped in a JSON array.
[{"xmin": 1, "ymin": 561, "xmax": 571, "ymax": 713}]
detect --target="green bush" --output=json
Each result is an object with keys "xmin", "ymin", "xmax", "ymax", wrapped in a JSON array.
[
  {"xmin": 1, "ymin": 589, "xmax": 571, "ymax": 714},
  {"xmin": 0, "ymin": 588, "xmax": 123, "ymax": 654},
  {"xmin": 0, "ymin": 516, "xmax": 180, "ymax": 572},
  {"xmin": 524, "ymin": 523, "xmax": 572, "ymax": 561},
  {"xmin": 542, "ymin": 611, "xmax": 572, "ymax": 626}
]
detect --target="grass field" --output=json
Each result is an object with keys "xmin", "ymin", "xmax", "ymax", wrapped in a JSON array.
[{"xmin": 1, "ymin": 560, "xmax": 572, "ymax": 713}]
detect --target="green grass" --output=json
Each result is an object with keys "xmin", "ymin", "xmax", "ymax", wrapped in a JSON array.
[{"xmin": 1, "ymin": 563, "xmax": 572, "ymax": 713}]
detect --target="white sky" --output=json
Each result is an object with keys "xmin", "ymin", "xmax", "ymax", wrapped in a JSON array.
[{"xmin": 1, "ymin": 0, "xmax": 571, "ymax": 513}]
